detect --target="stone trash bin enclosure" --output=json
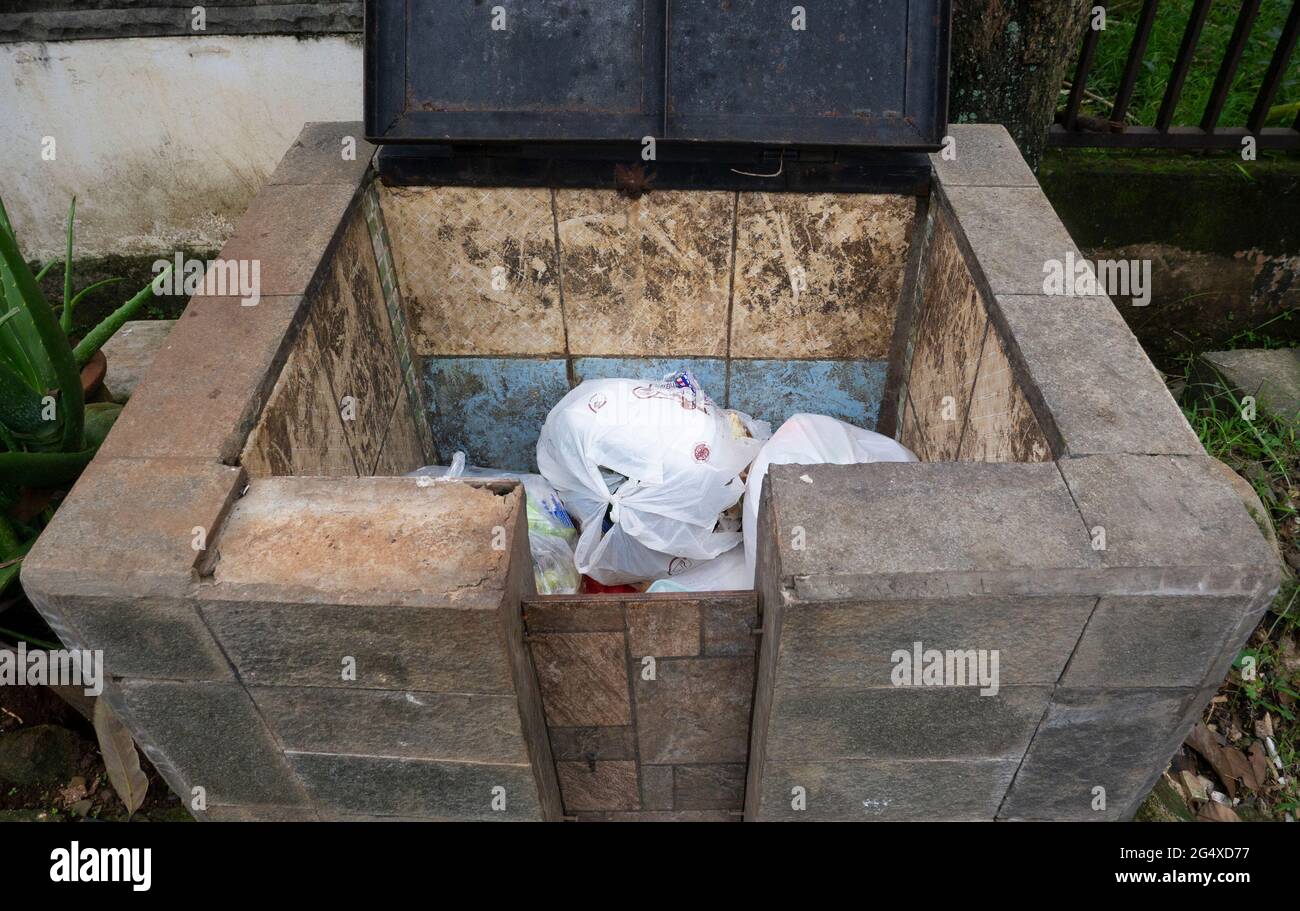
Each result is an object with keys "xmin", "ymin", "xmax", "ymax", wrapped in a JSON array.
[{"xmin": 21, "ymin": 118, "xmax": 1281, "ymax": 821}]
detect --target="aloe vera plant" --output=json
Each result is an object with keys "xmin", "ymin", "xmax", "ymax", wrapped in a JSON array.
[{"xmin": 0, "ymin": 195, "xmax": 171, "ymax": 593}]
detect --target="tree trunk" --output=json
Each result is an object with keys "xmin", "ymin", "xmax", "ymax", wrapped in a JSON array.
[{"xmin": 949, "ymin": 0, "xmax": 1092, "ymax": 170}]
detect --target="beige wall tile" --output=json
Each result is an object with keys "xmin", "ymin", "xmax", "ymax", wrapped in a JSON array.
[
  {"xmin": 958, "ymin": 323, "xmax": 1052, "ymax": 463},
  {"xmin": 556, "ymin": 189, "xmax": 732, "ymax": 356},
  {"xmin": 731, "ymin": 192, "xmax": 914, "ymax": 358},
  {"xmin": 381, "ymin": 185, "xmax": 565, "ymax": 355},
  {"xmin": 906, "ymin": 208, "xmax": 988, "ymax": 461}
]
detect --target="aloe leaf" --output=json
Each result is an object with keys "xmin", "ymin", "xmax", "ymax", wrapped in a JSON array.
[
  {"xmin": 0, "ymin": 448, "xmax": 96, "ymax": 488},
  {"xmin": 60, "ymin": 197, "xmax": 75, "ymax": 333},
  {"xmin": 73, "ymin": 266, "xmax": 169, "ymax": 368},
  {"xmin": 34, "ymin": 260, "xmax": 59, "ymax": 283},
  {"xmin": 69, "ymin": 277, "xmax": 125, "ymax": 312},
  {"xmin": 0, "ymin": 357, "xmax": 51, "ymax": 438},
  {"xmin": 0, "ymin": 198, "xmax": 56, "ymax": 390},
  {"xmin": 0, "ymin": 214, "xmax": 83, "ymax": 452}
]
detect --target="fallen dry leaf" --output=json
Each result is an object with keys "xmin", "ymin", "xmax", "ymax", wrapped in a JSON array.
[
  {"xmin": 1185, "ymin": 722, "xmax": 1263, "ymax": 797},
  {"xmin": 1197, "ymin": 800, "xmax": 1241, "ymax": 822},
  {"xmin": 1248, "ymin": 742, "xmax": 1271, "ymax": 787},
  {"xmin": 93, "ymin": 699, "xmax": 149, "ymax": 817}
]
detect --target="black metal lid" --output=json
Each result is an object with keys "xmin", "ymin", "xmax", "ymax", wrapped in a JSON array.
[{"xmin": 365, "ymin": 1, "xmax": 951, "ymax": 151}]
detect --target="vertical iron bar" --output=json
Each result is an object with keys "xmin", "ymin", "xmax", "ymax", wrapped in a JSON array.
[
  {"xmin": 1156, "ymin": 0, "xmax": 1213, "ymax": 132},
  {"xmin": 1201, "ymin": 0, "xmax": 1261, "ymax": 131},
  {"xmin": 1113, "ymin": 0, "xmax": 1161, "ymax": 122},
  {"xmin": 1248, "ymin": 0, "xmax": 1300, "ymax": 134},
  {"xmin": 1064, "ymin": 3, "xmax": 1108, "ymax": 130}
]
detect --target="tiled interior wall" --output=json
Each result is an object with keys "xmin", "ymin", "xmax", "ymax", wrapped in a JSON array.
[
  {"xmin": 898, "ymin": 201, "xmax": 1052, "ymax": 463},
  {"xmin": 523, "ymin": 593, "xmax": 759, "ymax": 821},
  {"xmin": 241, "ymin": 191, "xmax": 431, "ymax": 478},
  {"xmin": 379, "ymin": 184, "xmax": 917, "ymax": 471}
]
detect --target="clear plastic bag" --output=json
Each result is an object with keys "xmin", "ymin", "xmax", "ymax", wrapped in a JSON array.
[
  {"xmin": 409, "ymin": 452, "xmax": 581, "ymax": 595},
  {"xmin": 537, "ymin": 371, "xmax": 769, "ymax": 585}
]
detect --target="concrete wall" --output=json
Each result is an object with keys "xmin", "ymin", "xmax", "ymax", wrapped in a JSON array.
[{"xmin": 0, "ymin": 34, "xmax": 361, "ymax": 259}]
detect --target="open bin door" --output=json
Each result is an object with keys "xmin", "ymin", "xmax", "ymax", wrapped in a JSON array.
[
  {"xmin": 366, "ymin": 0, "xmax": 950, "ymax": 151},
  {"xmin": 366, "ymin": 0, "xmax": 665, "ymax": 142},
  {"xmin": 666, "ymin": 0, "xmax": 950, "ymax": 148}
]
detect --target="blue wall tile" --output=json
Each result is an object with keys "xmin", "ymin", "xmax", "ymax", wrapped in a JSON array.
[
  {"xmin": 728, "ymin": 359, "xmax": 887, "ymax": 431},
  {"xmin": 570, "ymin": 357, "xmax": 728, "ymax": 403},
  {"xmin": 422, "ymin": 357, "xmax": 570, "ymax": 472}
]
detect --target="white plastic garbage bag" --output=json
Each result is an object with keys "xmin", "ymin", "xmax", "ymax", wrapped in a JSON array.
[
  {"xmin": 409, "ymin": 452, "xmax": 581, "ymax": 595},
  {"xmin": 537, "ymin": 371, "xmax": 770, "ymax": 585},
  {"xmin": 742, "ymin": 414, "xmax": 917, "ymax": 586},
  {"xmin": 645, "ymin": 546, "xmax": 750, "ymax": 593}
]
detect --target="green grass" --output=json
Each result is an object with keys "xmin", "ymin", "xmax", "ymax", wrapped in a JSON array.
[
  {"xmin": 1178, "ymin": 359, "xmax": 1300, "ymax": 819},
  {"xmin": 1067, "ymin": 0, "xmax": 1298, "ymax": 128}
]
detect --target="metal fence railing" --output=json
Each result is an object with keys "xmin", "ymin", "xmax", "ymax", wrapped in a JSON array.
[{"xmin": 1051, "ymin": 0, "xmax": 1300, "ymax": 150}]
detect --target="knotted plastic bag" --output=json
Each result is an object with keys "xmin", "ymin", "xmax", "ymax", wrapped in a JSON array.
[{"xmin": 537, "ymin": 371, "xmax": 769, "ymax": 585}]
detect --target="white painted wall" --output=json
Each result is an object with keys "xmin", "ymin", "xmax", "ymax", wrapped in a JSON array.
[{"xmin": 0, "ymin": 35, "xmax": 362, "ymax": 260}]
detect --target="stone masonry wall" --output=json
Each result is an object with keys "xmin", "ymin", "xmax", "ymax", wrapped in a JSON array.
[
  {"xmin": 523, "ymin": 593, "xmax": 759, "ymax": 821},
  {"xmin": 744, "ymin": 124, "xmax": 1280, "ymax": 822}
]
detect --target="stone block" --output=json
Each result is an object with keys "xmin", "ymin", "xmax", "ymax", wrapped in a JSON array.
[
  {"xmin": 22, "ymin": 458, "xmax": 244, "ymax": 600},
  {"xmin": 1057, "ymin": 454, "xmax": 1282, "ymax": 596},
  {"xmin": 941, "ymin": 184, "xmax": 1082, "ymax": 297},
  {"xmin": 634, "ymin": 657, "xmax": 754, "ymax": 764},
  {"xmin": 1062, "ymin": 596, "xmax": 1251, "ymax": 688},
  {"xmin": 267, "ymin": 122, "xmax": 376, "ymax": 188},
  {"xmin": 640, "ymin": 765, "xmax": 674, "ymax": 810},
  {"xmin": 29, "ymin": 594, "xmax": 233, "ymax": 682},
  {"xmin": 576, "ymin": 810, "xmax": 737, "ymax": 822},
  {"xmin": 96, "ymin": 293, "xmax": 308, "ymax": 463},
  {"xmin": 529, "ymin": 632, "xmax": 631, "ymax": 727},
  {"xmin": 1201, "ymin": 348, "xmax": 1300, "ymax": 424},
  {"xmin": 777, "ymin": 596, "xmax": 1095, "ymax": 688},
  {"xmin": 929, "ymin": 124, "xmax": 1038, "ymax": 189},
  {"xmin": 100, "ymin": 319, "xmax": 175, "ymax": 403},
  {"xmin": 556, "ymin": 760, "xmax": 640, "ymax": 812},
  {"xmin": 249, "ymin": 687, "xmax": 530, "ymax": 764},
  {"xmin": 525, "ymin": 599, "xmax": 626, "ymax": 633},
  {"xmin": 701, "ymin": 596, "xmax": 759, "ymax": 656},
  {"xmin": 207, "ymin": 476, "xmax": 521, "ymax": 608},
  {"xmin": 626, "ymin": 599, "xmax": 700, "ymax": 658},
  {"xmin": 999, "ymin": 688, "xmax": 1198, "ymax": 821},
  {"xmin": 766, "ymin": 686, "xmax": 1049, "ymax": 761},
  {"xmin": 547, "ymin": 727, "xmax": 636, "ymax": 761},
  {"xmin": 756, "ymin": 759, "xmax": 1019, "ymax": 821},
  {"xmin": 555, "ymin": 189, "xmax": 733, "ymax": 357},
  {"xmin": 217, "ymin": 182, "xmax": 363, "ymax": 298},
  {"xmin": 674, "ymin": 764, "xmax": 746, "ymax": 810},
  {"xmin": 205, "ymin": 806, "xmax": 320, "ymax": 822},
  {"xmin": 731, "ymin": 192, "xmax": 914, "ymax": 359},
  {"xmin": 200, "ymin": 600, "xmax": 513, "ymax": 693},
  {"xmin": 995, "ymin": 294, "xmax": 1203, "ymax": 456},
  {"xmin": 763, "ymin": 461, "xmax": 1099, "ymax": 601},
  {"xmin": 116, "ymin": 681, "xmax": 308, "ymax": 809},
  {"xmin": 287, "ymin": 752, "xmax": 543, "ymax": 821}
]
